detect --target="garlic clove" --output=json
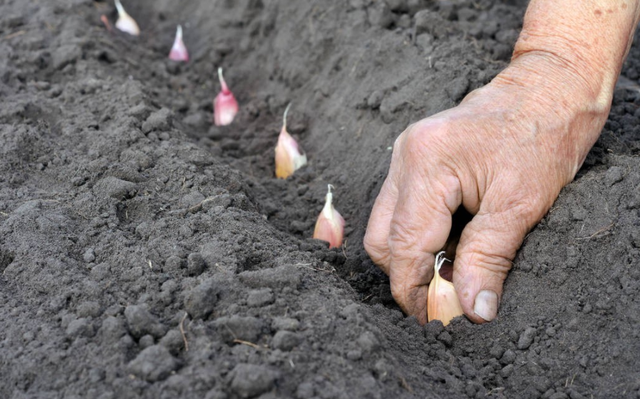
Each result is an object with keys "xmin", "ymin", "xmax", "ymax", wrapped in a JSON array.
[
  {"xmin": 169, "ymin": 25, "xmax": 189, "ymax": 62},
  {"xmin": 313, "ymin": 185, "xmax": 345, "ymax": 249},
  {"xmin": 114, "ymin": 0, "xmax": 140, "ymax": 36},
  {"xmin": 427, "ymin": 251, "xmax": 464, "ymax": 326},
  {"xmin": 213, "ymin": 67, "xmax": 239, "ymax": 126},
  {"xmin": 100, "ymin": 15, "xmax": 113, "ymax": 33},
  {"xmin": 275, "ymin": 104, "xmax": 307, "ymax": 179}
]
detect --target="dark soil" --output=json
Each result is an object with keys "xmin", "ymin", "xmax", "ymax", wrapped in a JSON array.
[{"xmin": 1, "ymin": 0, "xmax": 639, "ymax": 398}]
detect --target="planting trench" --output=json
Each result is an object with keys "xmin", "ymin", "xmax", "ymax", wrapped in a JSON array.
[{"xmin": 0, "ymin": 0, "xmax": 639, "ymax": 398}]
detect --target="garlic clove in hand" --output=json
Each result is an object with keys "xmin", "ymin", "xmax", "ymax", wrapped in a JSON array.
[
  {"xmin": 169, "ymin": 25, "xmax": 189, "ymax": 62},
  {"xmin": 114, "ymin": 0, "xmax": 140, "ymax": 36},
  {"xmin": 313, "ymin": 184, "xmax": 345, "ymax": 249},
  {"xmin": 427, "ymin": 251, "xmax": 464, "ymax": 326},
  {"xmin": 213, "ymin": 67, "xmax": 239, "ymax": 126},
  {"xmin": 275, "ymin": 103, "xmax": 307, "ymax": 179}
]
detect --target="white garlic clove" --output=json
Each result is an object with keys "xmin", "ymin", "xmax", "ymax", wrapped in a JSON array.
[
  {"xmin": 114, "ymin": 0, "xmax": 140, "ymax": 36},
  {"xmin": 427, "ymin": 251, "xmax": 464, "ymax": 326}
]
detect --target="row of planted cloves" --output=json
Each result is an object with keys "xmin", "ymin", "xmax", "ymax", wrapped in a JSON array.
[{"xmin": 104, "ymin": 0, "xmax": 346, "ymax": 249}]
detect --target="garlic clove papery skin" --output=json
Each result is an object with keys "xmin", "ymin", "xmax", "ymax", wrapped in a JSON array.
[
  {"xmin": 313, "ymin": 185, "xmax": 345, "ymax": 249},
  {"xmin": 275, "ymin": 104, "xmax": 307, "ymax": 179},
  {"xmin": 100, "ymin": 15, "xmax": 113, "ymax": 32},
  {"xmin": 427, "ymin": 251, "xmax": 464, "ymax": 326},
  {"xmin": 275, "ymin": 129, "xmax": 307, "ymax": 178},
  {"xmin": 114, "ymin": 0, "xmax": 140, "ymax": 36},
  {"xmin": 213, "ymin": 68, "xmax": 239, "ymax": 126},
  {"xmin": 169, "ymin": 25, "xmax": 189, "ymax": 62}
]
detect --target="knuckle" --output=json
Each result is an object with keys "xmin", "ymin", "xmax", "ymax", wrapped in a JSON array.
[
  {"xmin": 457, "ymin": 230, "xmax": 515, "ymax": 275},
  {"xmin": 472, "ymin": 252, "xmax": 512, "ymax": 276},
  {"xmin": 453, "ymin": 249, "xmax": 512, "ymax": 284},
  {"xmin": 402, "ymin": 120, "xmax": 448, "ymax": 154},
  {"xmin": 490, "ymin": 188, "xmax": 550, "ymax": 229}
]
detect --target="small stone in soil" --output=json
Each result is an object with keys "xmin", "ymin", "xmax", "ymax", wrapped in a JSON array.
[
  {"xmin": 52, "ymin": 44, "xmax": 81, "ymax": 70},
  {"xmin": 83, "ymin": 248, "xmax": 96, "ymax": 263},
  {"xmin": 164, "ymin": 255, "xmax": 184, "ymax": 273},
  {"xmin": 501, "ymin": 349, "xmax": 516, "ymax": 365},
  {"xmin": 76, "ymin": 301, "xmax": 101, "ymax": 318},
  {"xmin": 159, "ymin": 329, "xmax": 184, "ymax": 355},
  {"xmin": 216, "ymin": 316, "xmax": 264, "ymax": 343},
  {"xmin": 93, "ymin": 176, "xmax": 137, "ymax": 200},
  {"xmin": 424, "ymin": 320, "xmax": 445, "ymax": 340},
  {"xmin": 518, "ymin": 327, "xmax": 537, "ymax": 350},
  {"xmin": 66, "ymin": 318, "xmax": 94, "ymax": 338},
  {"xmin": 271, "ymin": 330, "xmax": 301, "ymax": 351},
  {"xmin": 184, "ymin": 279, "xmax": 218, "ymax": 320},
  {"xmin": 605, "ymin": 166, "xmax": 624, "ymax": 186},
  {"xmin": 187, "ymin": 253, "xmax": 206, "ymax": 275},
  {"xmin": 247, "ymin": 288, "xmax": 275, "ymax": 307},
  {"xmin": 346, "ymin": 349, "xmax": 362, "ymax": 361},
  {"xmin": 357, "ymin": 331, "xmax": 379, "ymax": 354},
  {"xmin": 272, "ymin": 317, "xmax": 300, "ymax": 331},
  {"xmin": 100, "ymin": 316, "xmax": 126, "ymax": 343},
  {"xmin": 128, "ymin": 345, "xmax": 179, "ymax": 382},
  {"xmin": 501, "ymin": 364, "xmax": 514, "ymax": 378},
  {"xmin": 142, "ymin": 108, "xmax": 173, "ymax": 133},
  {"xmin": 229, "ymin": 364, "xmax": 278, "ymax": 398},
  {"xmin": 124, "ymin": 305, "xmax": 167, "ymax": 339}
]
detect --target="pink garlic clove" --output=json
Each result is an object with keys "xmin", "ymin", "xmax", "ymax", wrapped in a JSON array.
[
  {"xmin": 169, "ymin": 25, "xmax": 189, "ymax": 62},
  {"xmin": 313, "ymin": 185, "xmax": 345, "ymax": 249},
  {"xmin": 100, "ymin": 15, "xmax": 113, "ymax": 33},
  {"xmin": 275, "ymin": 104, "xmax": 307, "ymax": 179},
  {"xmin": 213, "ymin": 67, "xmax": 239, "ymax": 126}
]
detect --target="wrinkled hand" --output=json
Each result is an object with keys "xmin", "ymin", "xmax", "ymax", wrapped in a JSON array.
[{"xmin": 364, "ymin": 54, "xmax": 609, "ymax": 324}]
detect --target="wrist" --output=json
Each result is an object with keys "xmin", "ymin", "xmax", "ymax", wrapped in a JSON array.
[
  {"xmin": 499, "ymin": 0, "xmax": 640, "ymax": 122},
  {"xmin": 493, "ymin": 51, "xmax": 612, "ymax": 124},
  {"xmin": 472, "ymin": 51, "xmax": 611, "ymax": 178},
  {"xmin": 511, "ymin": 39, "xmax": 617, "ymax": 114}
]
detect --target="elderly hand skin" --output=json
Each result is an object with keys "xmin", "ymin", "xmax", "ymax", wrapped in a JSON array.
[{"xmin": 365, "ymin": 0, "xmax": 640, "ymax": 324}]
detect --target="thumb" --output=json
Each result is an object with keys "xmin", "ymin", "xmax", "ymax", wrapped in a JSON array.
[{"xmin": 453, "ymin": 204, "xmax": 531, "ymax": 323}]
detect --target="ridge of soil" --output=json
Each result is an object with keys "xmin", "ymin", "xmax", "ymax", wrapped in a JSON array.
[{"xmin": 1, "ymin": 0, "xmax": 639, "ymax": 398}]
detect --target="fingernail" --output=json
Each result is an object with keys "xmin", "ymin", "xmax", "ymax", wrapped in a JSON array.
[{"xmin": 474, "ymin": 290, "xmax": 498, "ymax": 321}]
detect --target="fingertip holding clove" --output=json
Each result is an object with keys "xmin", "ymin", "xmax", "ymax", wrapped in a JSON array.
[{"xmin": 213, "ymin": 67, "xmax": 239, "ymax": 126}]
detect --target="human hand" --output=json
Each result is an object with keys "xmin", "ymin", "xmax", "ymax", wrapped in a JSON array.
[{"xmin": 364, "ymin": 54, "xmax": 610, "ymax": 324}]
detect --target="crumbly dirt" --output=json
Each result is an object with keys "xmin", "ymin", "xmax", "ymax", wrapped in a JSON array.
[{"xmin": 1, "ymin": 0, "xmax": 639, "ymax": 398}]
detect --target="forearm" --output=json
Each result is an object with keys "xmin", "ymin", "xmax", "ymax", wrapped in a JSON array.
[
  {"xmin": 478, "ymin": 1, "xmax": 640, "ymax": 174},
  {"xmin": 511, "ymin": 0, "xmax": 640, "ymax": 109}
]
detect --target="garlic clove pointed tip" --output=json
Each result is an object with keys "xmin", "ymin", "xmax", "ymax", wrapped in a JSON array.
[
  {"xmin": 274, "ymin": 108, "xmax": 307, "ymax": 178},
  {"xmin": 313, "ymin": 185, "xmax": 345, "ymax": 248},
  {"xmin": 114, "ymin": 0, "xmax": 140, "ymax": 36},
  {"xmin": 217, "ymin": 67, "xmax": 230, "ymax": 93},
  {"xmin": 169, "ymin": 24, "xmax": 189, "ymax": 62}
]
